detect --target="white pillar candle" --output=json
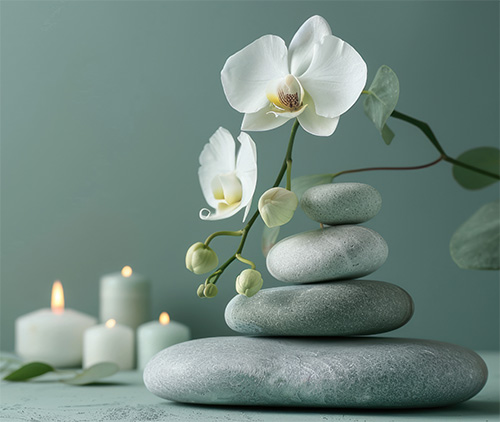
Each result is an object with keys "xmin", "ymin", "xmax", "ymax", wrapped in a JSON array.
[
  {"xmin": 83, "ymin": 319, "xmax": 134, "ymax": 370},
  {"xmin": 99, "ymin": 266, "xmax": 151, "ymax": 330},
  {"xmin": 137, "ymin": 312, "xmax": 191, "ymax": 369},
  {"xmin": 15, "ymin": 281, "xmax": 97, "ymax": 367}
]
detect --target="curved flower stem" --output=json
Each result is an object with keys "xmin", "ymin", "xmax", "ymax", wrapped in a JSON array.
[
  {"xmin": 391, "ymin": 110, "xmax": 499, "ymax": 180},
  {"xmin": 204, "ymin": 230, "xmax": 243, "ymax": 246},
  {"xmin": 208, "ymin": 119, "xmax": 300, "ymax": 285},
  {"xmin": 331, "ymin": 156, "xmax": 444, "ymax": 180},
  {"xmin": 235, "ymin": 254, "xmax": 256, "ymax": 269}
]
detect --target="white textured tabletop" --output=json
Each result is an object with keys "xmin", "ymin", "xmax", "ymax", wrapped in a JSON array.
[{"xmin": 1, "ymin": 351, "xmax": 498, "ymax": 422}]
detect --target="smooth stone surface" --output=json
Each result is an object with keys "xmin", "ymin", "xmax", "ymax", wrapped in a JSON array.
[
  {"xmin": 267, "ymin": 225, "xmax": 388, "ymax": 284},
  {"xmin": 225, "ymin": 280, "xmax": 414, "ymax": 336},
  {"xmin": 301, "ymin": 183, "xmax": 382, "ymax": 225},
  {"xmin": 144, "ymin": 337, "xmax": 488, "ymax": 409}
]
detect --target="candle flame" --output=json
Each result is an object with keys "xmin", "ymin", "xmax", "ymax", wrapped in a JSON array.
[
  {"xmin": 121, "ymin": 266, "xmax": 133, "ymax": 277},
  {"xmin": 51, "ymin": 281, "xmax": 65, "ymax": 314},
  {"xmin": 106, "ymin": 319, "xmax": 116, "ymax": 328},
  {"xmin": 159, "ymin": 312, "xmax": 170, "ymax": 325}
]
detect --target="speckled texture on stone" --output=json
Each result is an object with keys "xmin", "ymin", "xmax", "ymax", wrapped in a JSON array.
[
  {"xmin": 224, "ymin": 280, "xmax": 414, "ymax": 336},
  {"xmin": 301, "ymin": 183, "xmax": 382, "ymax": 225},
  {"xmin": 143, "ymin": 337, "xmax": 488, "ymax": 408},
  {"xmin": 266, "ymin": 225, "xmax": 388, "ymax": 284}
]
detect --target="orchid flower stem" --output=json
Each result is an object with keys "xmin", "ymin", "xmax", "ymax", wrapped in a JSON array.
[
  {"xmin": 204, "ymin": 230, "xmax": 243, "ymax": 246},
  {"xmin": 390, "ymin": 110, "xmax": 499, "ymax": 180},
  {"xmin": 207, "ymin": 119, "xmax": 300, "ymax": 284},
  {"xmin": 235, "ymin": 254, "xmax": 256, "ymax": 270},
  {"xmin": 286, "ymin": 159, "xmax": 292, "ymax": 190}
]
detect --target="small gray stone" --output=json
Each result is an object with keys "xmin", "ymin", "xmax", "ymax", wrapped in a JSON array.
[
  {"xmin": 301, "ymin": 183, "xmax": 382, "ymax": 225},
  {"xmin": 225, "ymin": 280, "xmax": 414, "ymax": 336},
  {"xmin": 144, "ymin": 337, "xmax": 487, "ymax": 408},
  {"xmin": 266, "ymin": 225, "xmax": 388, "ymax": 284}
]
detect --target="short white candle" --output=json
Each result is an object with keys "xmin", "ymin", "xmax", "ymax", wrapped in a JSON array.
[
  {"xmin": 137, "ymin": 312, "xmax": 191, "ymax": 369},
  {"xmin": 83, "ymin": 319, "xmax": 134, "ymax": 370},
  {"xmin": 15, "ymin": 281, "xmax": 97, "ymax": 367},
  {"xmin": 100, "ymin": 266, "xmax": 151, "ymax": 330}
]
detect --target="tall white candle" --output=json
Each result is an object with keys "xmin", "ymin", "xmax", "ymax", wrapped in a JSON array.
[
  {"xmin": 15, "ymin": 281, "xmax": 97, "ymax": 367},
  {"xmin": 100, "ymin": 266, "xmax": 151, "ymax": 330},
  {"xmin": 83, "ymin": 319, "xmax": 134, "ymax": 370},
  {"xmin": 137, "ymin": 312, "xmax": 191, "ymax": 369}
]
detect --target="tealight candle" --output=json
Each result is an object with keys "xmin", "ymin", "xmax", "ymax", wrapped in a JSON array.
[
  {"xmin": 15, "ymin": 281, "xmax": 97, "ymax": 367},
  {"xmin": 83, "ymin": 319, "xmax": 134, "ymax": 370},
  {"xmin": 137, "ymin": 312, "xmax": 191, "ymax": 369},
  {"xmin": 99, "ymin": 266, "xmax": 151, "ymax": 329}
]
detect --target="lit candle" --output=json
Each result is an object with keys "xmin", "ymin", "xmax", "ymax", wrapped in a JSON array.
[
  {"xmin": 15, "ymin": 281, "xmax": 97, "ymax": 367},
  {"xmin": 99, "ymin": 266, "xmax": 151, "ymax": 330},
  {"xmin": 137, "ymin": 312, "xmax": 191, "ymax": 369},
  {"xmin": 83, "ymin": 319, "xmax": 134, "ymax": 370}
]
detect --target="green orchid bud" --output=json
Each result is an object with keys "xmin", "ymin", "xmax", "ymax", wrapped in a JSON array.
[
  {"xmin": 258, "ymin": 187, "xmax": 298, "ymax": 228},
  {"xmin": 185, "ymin": 242, "xmax": 219, "ymax": 274},
  {"xmin": 236, "ymin": 269, "xmax": 264, "ymax": 297},
  {"xmin": 203, "ymin": 282, "xmax": 218, "ymax": 298},
  {"xmin": 196, "ymin": 284, "xmax": 206, "ymax": 298}
]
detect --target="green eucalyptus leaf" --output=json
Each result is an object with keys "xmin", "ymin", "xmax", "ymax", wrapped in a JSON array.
[
  {"xmin": 450, "ymin": 200, "xmax": 500, "ymax": 270},
  {"xmin": 452, "ymin": 147, "xmax": 500, "ymax": 190},
  {"xmin": 3, "ymin": 362, "xmax": 55, "ymax": 381},
  {"xmin": 291, "ymin": 173, "xmax": 334, "ymax": 201},
  {"xmin": 363, "ymin": 65, "xmax": 400, "ymax": 144},
  {"xmin": 63, "ymin": 362, "xmax": 119, "ymax": 385},
  {"xmin": 262, "ymin": 225, "xmax": 280, "ymax": 257}
]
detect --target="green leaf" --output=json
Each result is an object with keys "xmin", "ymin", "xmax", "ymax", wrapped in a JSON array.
[
  {"xmin": 261, "ymin": 225, "xmax": 280, "ymax": 257},
  {"xmin": 3, "ymin": 362, "xmax": 55, "ymax": 381},
  {"xmin": 63, "ymin": 362, "xmax": 119, "ymax": 385},
  {"xmin": 363, "ymin": 65, "xmax": 400, "ymax": 144},
  {"xmin": 290, "ymin": 173, "xmax": 334, "ymax": 201},
  {"xmin": 452, "ymin": 147, "xmax": 500, "ymax": 190},
  {"xmin": 450, "ymin": 200, "xmax": 500, "ymax": 270}
]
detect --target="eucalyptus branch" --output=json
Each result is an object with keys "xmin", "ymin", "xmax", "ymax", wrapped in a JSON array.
[
  {"xmin": 207, "ymin": 119, "xmax": 300, "ymax": 285},
  {"xmin": 391, "ymin": 110, "xmax": 499, "ymax": 180}
]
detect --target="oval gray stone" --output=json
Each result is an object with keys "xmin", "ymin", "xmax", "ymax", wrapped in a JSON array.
[
  {"xmin": 225, "ymin": 280, "xmax": 414, "ymax": 336},
  {"xmin": 144, "ymin": 337, "xmax": 487, "ymax": 408},
  {"xmin": 301, "ymin": 183, "xmax": 382, "ymax": 225},
  {"xmin": 266, "ymin": 225, "xmax": 388, "ymax": 284}
]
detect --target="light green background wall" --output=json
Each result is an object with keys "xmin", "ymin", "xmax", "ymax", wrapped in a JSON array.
[{"xmin": 1, "ymin": 1, "xmax": 498, "ymax": 352}]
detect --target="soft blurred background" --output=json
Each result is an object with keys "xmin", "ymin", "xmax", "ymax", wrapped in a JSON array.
[{"xmin": 1, "ymin": 1, "xmax": 498, "ymax": 352}]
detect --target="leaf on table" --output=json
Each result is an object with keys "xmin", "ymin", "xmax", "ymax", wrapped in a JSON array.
[
  {"xmin": 363, "ymin": 65, "xmax": 400, "ymax": 145},
  {"xmin": 291, "ymin": 173, "xmax": 334, "ymax": 201},
  {"xmin": 3, "ymin": 362, "xmax": 55, "ymax": 381},
  {"xmin": 452, "ymin": 147, "xmax": 500, "ymax": 190},
  {"xmin": 63, "ymin": 362, "xmax": 119, "ymax": 385},
  {"xmin": 450, "ymin": 200, "xmax": 500, "ymax": 270},
  {"xmin": 261, "ymin": 225, "xmax": 280, "ymax": 257}
]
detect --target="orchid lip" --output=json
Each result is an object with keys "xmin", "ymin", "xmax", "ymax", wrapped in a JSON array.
[{"xmin": 266, "ymin": 74, "xmax": 305, "ymax": 113}]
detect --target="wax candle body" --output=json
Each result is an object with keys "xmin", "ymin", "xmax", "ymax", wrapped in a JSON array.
[
  {"xmin": 83, "ymin": 322, "xmax": 134, "ymax": 370},
  {"xmin": 15, "ymin": 309, "xmax": 97, "ymax": 367},
  {"xmin": 137, "ymin": 320, "xmax": 191, "ymax": 369},
  {"xmin": 100, "ymin": 271, "xmax": 150, "ymax": 329}
]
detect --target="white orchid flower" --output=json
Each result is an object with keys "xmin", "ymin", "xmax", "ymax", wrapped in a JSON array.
[
  {"xmin": 199, "ymin": 127, "xmax": 257, "ymax": 222},
  {"xmin": 221, "ymin": 15, "xmax": 367, "ymax": 137}
]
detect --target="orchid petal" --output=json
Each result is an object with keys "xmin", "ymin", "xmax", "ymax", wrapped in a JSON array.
[
  {"xmin": 289, "ymin": 15, "xmax": 332, "ymax": 77},
  {"xmin": 242, "ymin": 107, "xmax": 290, "ymax": 132},
  {"xmin": 236, "ymin": 132, "xmax": 258, "ymax": 222},
  {"xmin": 297, "ymin": 93, "xmax": 339, "ymax": 136},
  {"xmin": 299, "ymin": 35, "xmax": 367, "ymax": 118},
  {"xmin": 199, "ymin": 203, "xmax": 241, "ymax": 221},
  {"xmin": 221, "ymin": 35, "xmax": 289, "ymax": 114}
]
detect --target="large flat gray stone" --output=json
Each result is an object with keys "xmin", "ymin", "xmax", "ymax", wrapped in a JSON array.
[
  {"xmin": 301, "ymin": 183, "xmax": 382, "ymax": 225},
  {"xmin": 225, "ymin": 280, "xmax": 414, "ymax": 336},
  {"xmin": 267, "ymin": 225, "xmax": 388, "ymax": 284},
  {"xmin": 143, "ymin": 337, "xmax": 487, "ymax": 408}
]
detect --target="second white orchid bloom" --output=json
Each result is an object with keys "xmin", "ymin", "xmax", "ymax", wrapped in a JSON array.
[
  {"xmin": 258, "ymin": 187, "xmax": 298, "ymax": 228},
  {"xmin": 221, "ymin": 15, "xmax": 367, "ymax": 137},
  {"xmin": 199, "ymin": 127, "xmax": 257, "ymax": 222}
]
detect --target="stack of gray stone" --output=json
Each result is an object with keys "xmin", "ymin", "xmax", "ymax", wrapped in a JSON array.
[{"xmin": 144, "ymin": 183, "xmax": 488, "ymax": 409}]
